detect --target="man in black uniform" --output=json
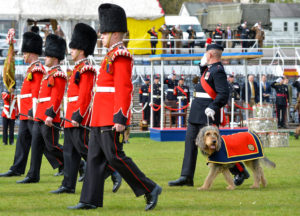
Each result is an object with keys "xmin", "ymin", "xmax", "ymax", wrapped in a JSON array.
[
  {"xmin": 240, "ymin": 23, "xmax": 250, "ymax": 52},
  {"xmin": 292, "ymin": 77, "xmax": 300, "ymax": 97},
  {"xmin": 174, "ymin": 77, "xmax": 190, "ymax": 126},
  {"xmin": 164, "ymin": 73, "xmax": 178, "ymax": 125},
  {"xmin": 168, "ymin": 44, "xmax": 249, "ymax": 187},
  {"xmin": 139, "ymin": 78, "xmax": 150, "ymax": 124},
  {"xmin": 152, "ymin": 75, "xmax": 161, "ymax": 127},
  {"xmin": 271, "ymin": 77, "xmax": 289, "ymax": 128},
  {"xmin": 212, "ymin": 24, "xmax": 223, "ymax": 46},
  {"xmin": 227, "ymin": 74, "xmax": 240, "ymax": 103}
]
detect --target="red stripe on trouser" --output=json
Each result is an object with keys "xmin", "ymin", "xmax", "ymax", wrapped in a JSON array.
[
  {"xmin": 51, "ymin": 127, "xmax": 63, "ymax": 165},
  {"xmin": 107, "ymin": 164, "xmax": 115, "ymax": 172},
  {"xmin": 113, "ymin": 131, "xmax": 151, "ymax": 193},
  {"xmin": 235, "ymin": 163, "xmax": 244, "ymax": 172},
  {"xmin": 83, "ymin": 129, "xmax": 88, "ymax": 149}
]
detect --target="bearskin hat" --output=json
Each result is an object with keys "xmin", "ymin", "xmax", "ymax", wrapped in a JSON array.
[
  {"xmin": 98, "ymin": 3, "xmax": 127, "ymax": 33},
  {"xmin": 45, "ymin": 34, "xmax": 66, "ymax": 61},
  {"xmin": 69, "ymin": 23, "xmax": 97, "ymax": 57},
  {"xmin": 21, "ymin": 32, "xmax": 43, "ymax": 55}
]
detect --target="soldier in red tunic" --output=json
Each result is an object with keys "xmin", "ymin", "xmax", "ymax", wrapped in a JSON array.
[
  {"xmin": 51, "ymin": 23, "xmax": 122, "ymax": 194},
  {"xmin": 0, "ymin": 32, "xmax": 59, "ymax": 177},
  {"xmin": 69, "ymin": 4, "xmax": 162, "ymax": 211},
  {"xmin": 17, "ymin": 34, "xmax": 66, "ymax": 184},
  {"xmin": 1, "ymin": 87, "xmax": 17, "ymax": 145}
]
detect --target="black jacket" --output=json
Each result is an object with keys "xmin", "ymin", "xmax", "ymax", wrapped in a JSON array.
[
  {"xmin": 242, "ymin": 81, "xmax": 259, "ymax": 103},
  {"xmin": 271, "ymin": 82, "xmax": 289, "ymax": 106},
  {"xmin": 189, "ymin": 62, "xmax": 229, "ymax": 125}
]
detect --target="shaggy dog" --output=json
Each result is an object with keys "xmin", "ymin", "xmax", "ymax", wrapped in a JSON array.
[{"xmin": 195, "ymin": 125, "xmax": 276, "ymax": 190}]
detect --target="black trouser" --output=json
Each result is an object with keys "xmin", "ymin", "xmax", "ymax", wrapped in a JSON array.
[
  {"xmin": 153, "ymin": 109, "xmax": 160, "ymax": 127},
  {"xmin": 276, "ymin": 104, "xmax": 287, "ymax": 127},
  {"xmin": 150, "ymin": 41, "xmax": 157, "ymax": 55},
  {"xmin": 2, "ymin": 117, "xmax": 15, "ymax": 145},
  {"xmin": 143, "ymin": 103, "xmax": 150, "ymax": 124},
  {"xmin": 10, "ymin": 120, "xmax": 60, "ymax": 174},
  {"xmin": 26, "ymin": 121, "xmax": 64, "ymax": 180},
  {"xmin": 188, "ymin": 42, "xmax": 195, "ymax": 54},
  {"xmin": 62, "ymin": 127, "xmax": 89, "ymax": 190},
  {"xmin": 181, "ymin": 123, "xmax": 246, "ymax": 178},
  {"xmin": 80, "ymin": 127, "xmax": 156, "ymax": 207}
]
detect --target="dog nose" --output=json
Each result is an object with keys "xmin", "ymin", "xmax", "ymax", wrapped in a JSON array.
[{"xmin": 212, "ymin": 140, "xmax": 216, "ymax": 144}]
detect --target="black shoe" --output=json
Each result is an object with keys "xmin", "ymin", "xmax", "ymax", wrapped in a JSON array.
[
  {"xmin": 54, "ymin": 166, "xmax": 64, "ymax": 176},
  {"xmin": 111, "ymin": 171, "xmax": 122, "ymax": 193},
  {"xmin": 145, "ymin": 185, "xmax": 162, "ymax": 211},
  {"xmin": 78, "ymin": 161, "xmax": 86, "ymax": 182},
  {"xmin": 234, "ymin": 170, "xmax": 250, "ymax": 186},
  {"xmin": 295, "ymin": 134, "xmax": 299, "ymax": 139},
  {"xmin": 3, "ymin": 143, "xmax": 7, "ymax": 145},
  {"xmin": 0, "ymin": 170, "xmax": 21, "ymax": 177},
  {"xmin": 51, "ymin": 186, "xmax": 75, "ymax": 194},
  {"xmin": 168, "ymin": 176, "xmax": 194, "ymax": 186},
  {"xmin": 68, "ymin": 202, "xmax": 97, "ymax": 210},
  {"xmin": 16, "ymin": 177, "xmax": 39, "ymax": 184}
]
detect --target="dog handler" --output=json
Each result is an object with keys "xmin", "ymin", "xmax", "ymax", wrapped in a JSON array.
[{"xmin": 169, "ymin": 44, "xmax": 250, "ymax": 187}]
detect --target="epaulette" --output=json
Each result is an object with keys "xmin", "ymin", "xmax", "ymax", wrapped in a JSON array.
[
  {"xmin": 53, "ymin": 67, "xmax": 67, "ymax": 79},
  {"xmin": 111, "ymin": 46, "xmax": 132, "ymax": 62},
  {"xmin": 31, "ymin": 63, "xmax": 46, "ymax": 74},
  {"xmin": 80, "ymin": 64, "xmax": 97, "ymax": 74}
]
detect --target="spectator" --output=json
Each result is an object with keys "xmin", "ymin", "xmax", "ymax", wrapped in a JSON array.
[
  {"xmin": 158, "ymin": 24, "xmax": 170, "ymax": 54},
  {"xmin": 31, "ymin": 22, "xmax": 39, "ymax": 34},
  {"xmin": 239, "ymin": 23, "xmax": 250, "ymax": 52},
  {"xmin": 96, "ymin": 27, "xmax": 103, "ymax": 55},
  {"xmin": 173, "ymin": 25, "xmax": 183, "ymax": 54},
  {"xmin": 261, "ymin": 74, "xmax": 271, "ymax": 103},
  {"xmin": 54, "ymin": 25, "xmax": 65, "ymax": 38},
  {"xmin": 284, "ymin": 77, "xmax": 293, "ymax": 124},
  {"xmin": 169, "ymin": 26, "xmax": 176, "ymax": 54},
  {"xmin": 251, "ymin": 22, "xmax": 265, "ymax": 51},
  {"xmin": 242, "ymin": 74, "xmax": 259, "ymax": 108},
  {"xmin": 292, "ymin": 77, "xmax": 300, "ymax": 97},
  {"xmin": 212, "ymin": 23, "xmax": 223, "ymax": 46},
  {"xmin": 41, "ymin": 24, "xmax": 51, "ymax": 41},
  {"xmin": 147, "ymin": 27, "xmax": 158, "ymax": 55},
  {"xmin": 225, "ymin": 26, "xmax": 233, "ymax": 48},
  {"xmin": 227, "ymin": 74, "xmax": 240, "ymax": 103},
  {"xmin": 187, "ymin": 26, "xmax": 196, "ymax": 54},
  {"xmin": 271, "ymin": 77, "xmax": 289, "ymax": 128}
]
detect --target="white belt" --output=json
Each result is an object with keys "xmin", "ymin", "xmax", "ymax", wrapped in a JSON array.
[
  {"xmin": 153, "ymin": 95, "xmax": 161, "ymax": 99},
  {"xmin": 4, "ymin": 105, "xmax": 9, "ymax": 108},
  {"xmin": 167, "ymin": 89, "xmax": 174, "ymax": 92},
  {"xmin": 38, "ymin": 97, "xmax": 51, "ymax": 103},
  {"xmin": 177, "ymin": 96, "xmax": 187, "ymax": 99},
  {"xmin": 94, "ymin": 86, "xmax": 115, "ymax": 93},
  {"xmin": 194, "ymin": 92, "xmax": 211, "ymax": 99},
  {"xmin": 151, "ymin": 36, "xmax": 157, "ymax": 39},
  {"xmin": 19, "ymin": 93, "xmax": 32, "ymax": 99},
  {"xmin": 67, "ymin": 96, "xmax": 79, "ymax": 102},
  {"xmin": 142, "ymin": 93, "xmax": 149, "ymax": 96}
]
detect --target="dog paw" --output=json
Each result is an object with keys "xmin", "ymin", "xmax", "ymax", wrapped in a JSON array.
[
  {"xmin": 226, "ymin": 185, "xmax": 235, "ymax": 190},
  {"xmin": 250, "ymin": 185, "xmax": 259, "ymax": 189},
  {"xmin": 197, "ymin": 186, "xmax": 208, "ymax": 191}
]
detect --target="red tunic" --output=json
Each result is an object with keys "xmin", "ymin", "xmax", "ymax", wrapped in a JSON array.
[
  {"xmin": 90, "ymin": 45, "xmax": 133, "ymax": 127},
  {"xmin": 19, "ymin": 61, "xmax": 46, "ymax": 120},
  {"xmin": 34, "ymin": 65, "xmax": 67, "ymax": 123},
  {"xmin": 64, "ymin": 59, "xmax": 96, "ymax": 128},
  {"xmin": 1, "ymin": 93, "xmax": 18, "ymax": 119}
]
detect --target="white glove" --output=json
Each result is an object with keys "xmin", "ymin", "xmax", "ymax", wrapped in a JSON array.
[
  {"xmin": 200, "ymin": 53, "xmax": 207, "ymax": 66},
  {"xmin": 276, "ymin": 78, "xmax": 282, "ymax": 83},
  {"xmin": 168, "ymin": 74, "xmax": 172, "ymax": 79},
  {"xmin": 139, "ymin": 103, "xmax": 143, "ymax": 106},
  {"xmin": 205, "ymin": 107, "xmax": 215, "ymax": 121}
]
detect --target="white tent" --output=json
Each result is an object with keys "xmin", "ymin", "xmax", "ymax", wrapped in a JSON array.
[{"xmin": 0, "ymin": 0, "xmax": 165, "ymax": 52}]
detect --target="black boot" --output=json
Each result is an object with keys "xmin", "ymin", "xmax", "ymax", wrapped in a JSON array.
[
  {"xmin": 168, "ymin": 176, "xmax": 194, "ymax": 186},
  {"xmin": 145, "ymin": 184, "xmax": 162, "ymax": 211},
  {"xmin": 78, "ymin": 160, "xmax": 86, "ymax": 182},
  {"xmin": 54, "ymin": 165, "xmax": 64, "ymax": 176},
  {"xmin": 230, "ymin": 163, "xmax": 250, "ymax": 186},
  {"xmin": 0, "ymin": 170, "xmax": 21, "ymax": 177},
  {"xmin": 111, "ymin": 171, "xmax": 122, "ymax": 193}
]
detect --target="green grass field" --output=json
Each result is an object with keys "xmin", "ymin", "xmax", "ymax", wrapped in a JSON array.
[{"xmin": 0, "ymin": 137, "xmax": 299, "ymax": 216}]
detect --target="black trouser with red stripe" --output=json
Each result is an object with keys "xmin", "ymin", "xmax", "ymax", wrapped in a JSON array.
[
  {"xmin": 26, "ymin": 121, "xmax": 63, "ymax": 180},
  {"xmin": 276, "ymin": 104, "xmax": 287, "ymax": 127},
  {"xmin": 143, "ymin": 103, "xmax": 150, "ymax": 124},
  {"xmin": 2, "ymin": 117, "xmax": 15, "ymax": 145},
  {"xmin": 181, "ymin": 123, "xmax": 246, "ymax": 178},
  {"xmin": 80, "ymin": 127, "xmax": 156, "ymax": 207},
  {"xmin": 62, "ymin": 127, "xmax": 89, "ymax": 190},
  {"xmin": 10, "ymin": 120, "xmax": 60, "ymax": 174}
]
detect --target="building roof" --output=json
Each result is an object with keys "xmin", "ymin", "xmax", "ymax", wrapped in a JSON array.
[
  {"xmin": 270, "ymin": 3, "xmax": 300, "ymax": 18},
  {"xmin": 180, "ymin": 2, "xmax": 228, "ymax": 16}
]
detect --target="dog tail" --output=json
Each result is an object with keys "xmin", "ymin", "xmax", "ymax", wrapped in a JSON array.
[{"xmin": 260, "ymin": 157, "xmax": 276, "ymax": 168}]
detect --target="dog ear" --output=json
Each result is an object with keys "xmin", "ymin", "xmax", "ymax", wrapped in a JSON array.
[
  {"xmin": 195, "ymin": 127, "xmax": 206, "ymax": 151},
  {"xmin": 216, "ymin": 130, "xmax": 222, "ymax": 151}
]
